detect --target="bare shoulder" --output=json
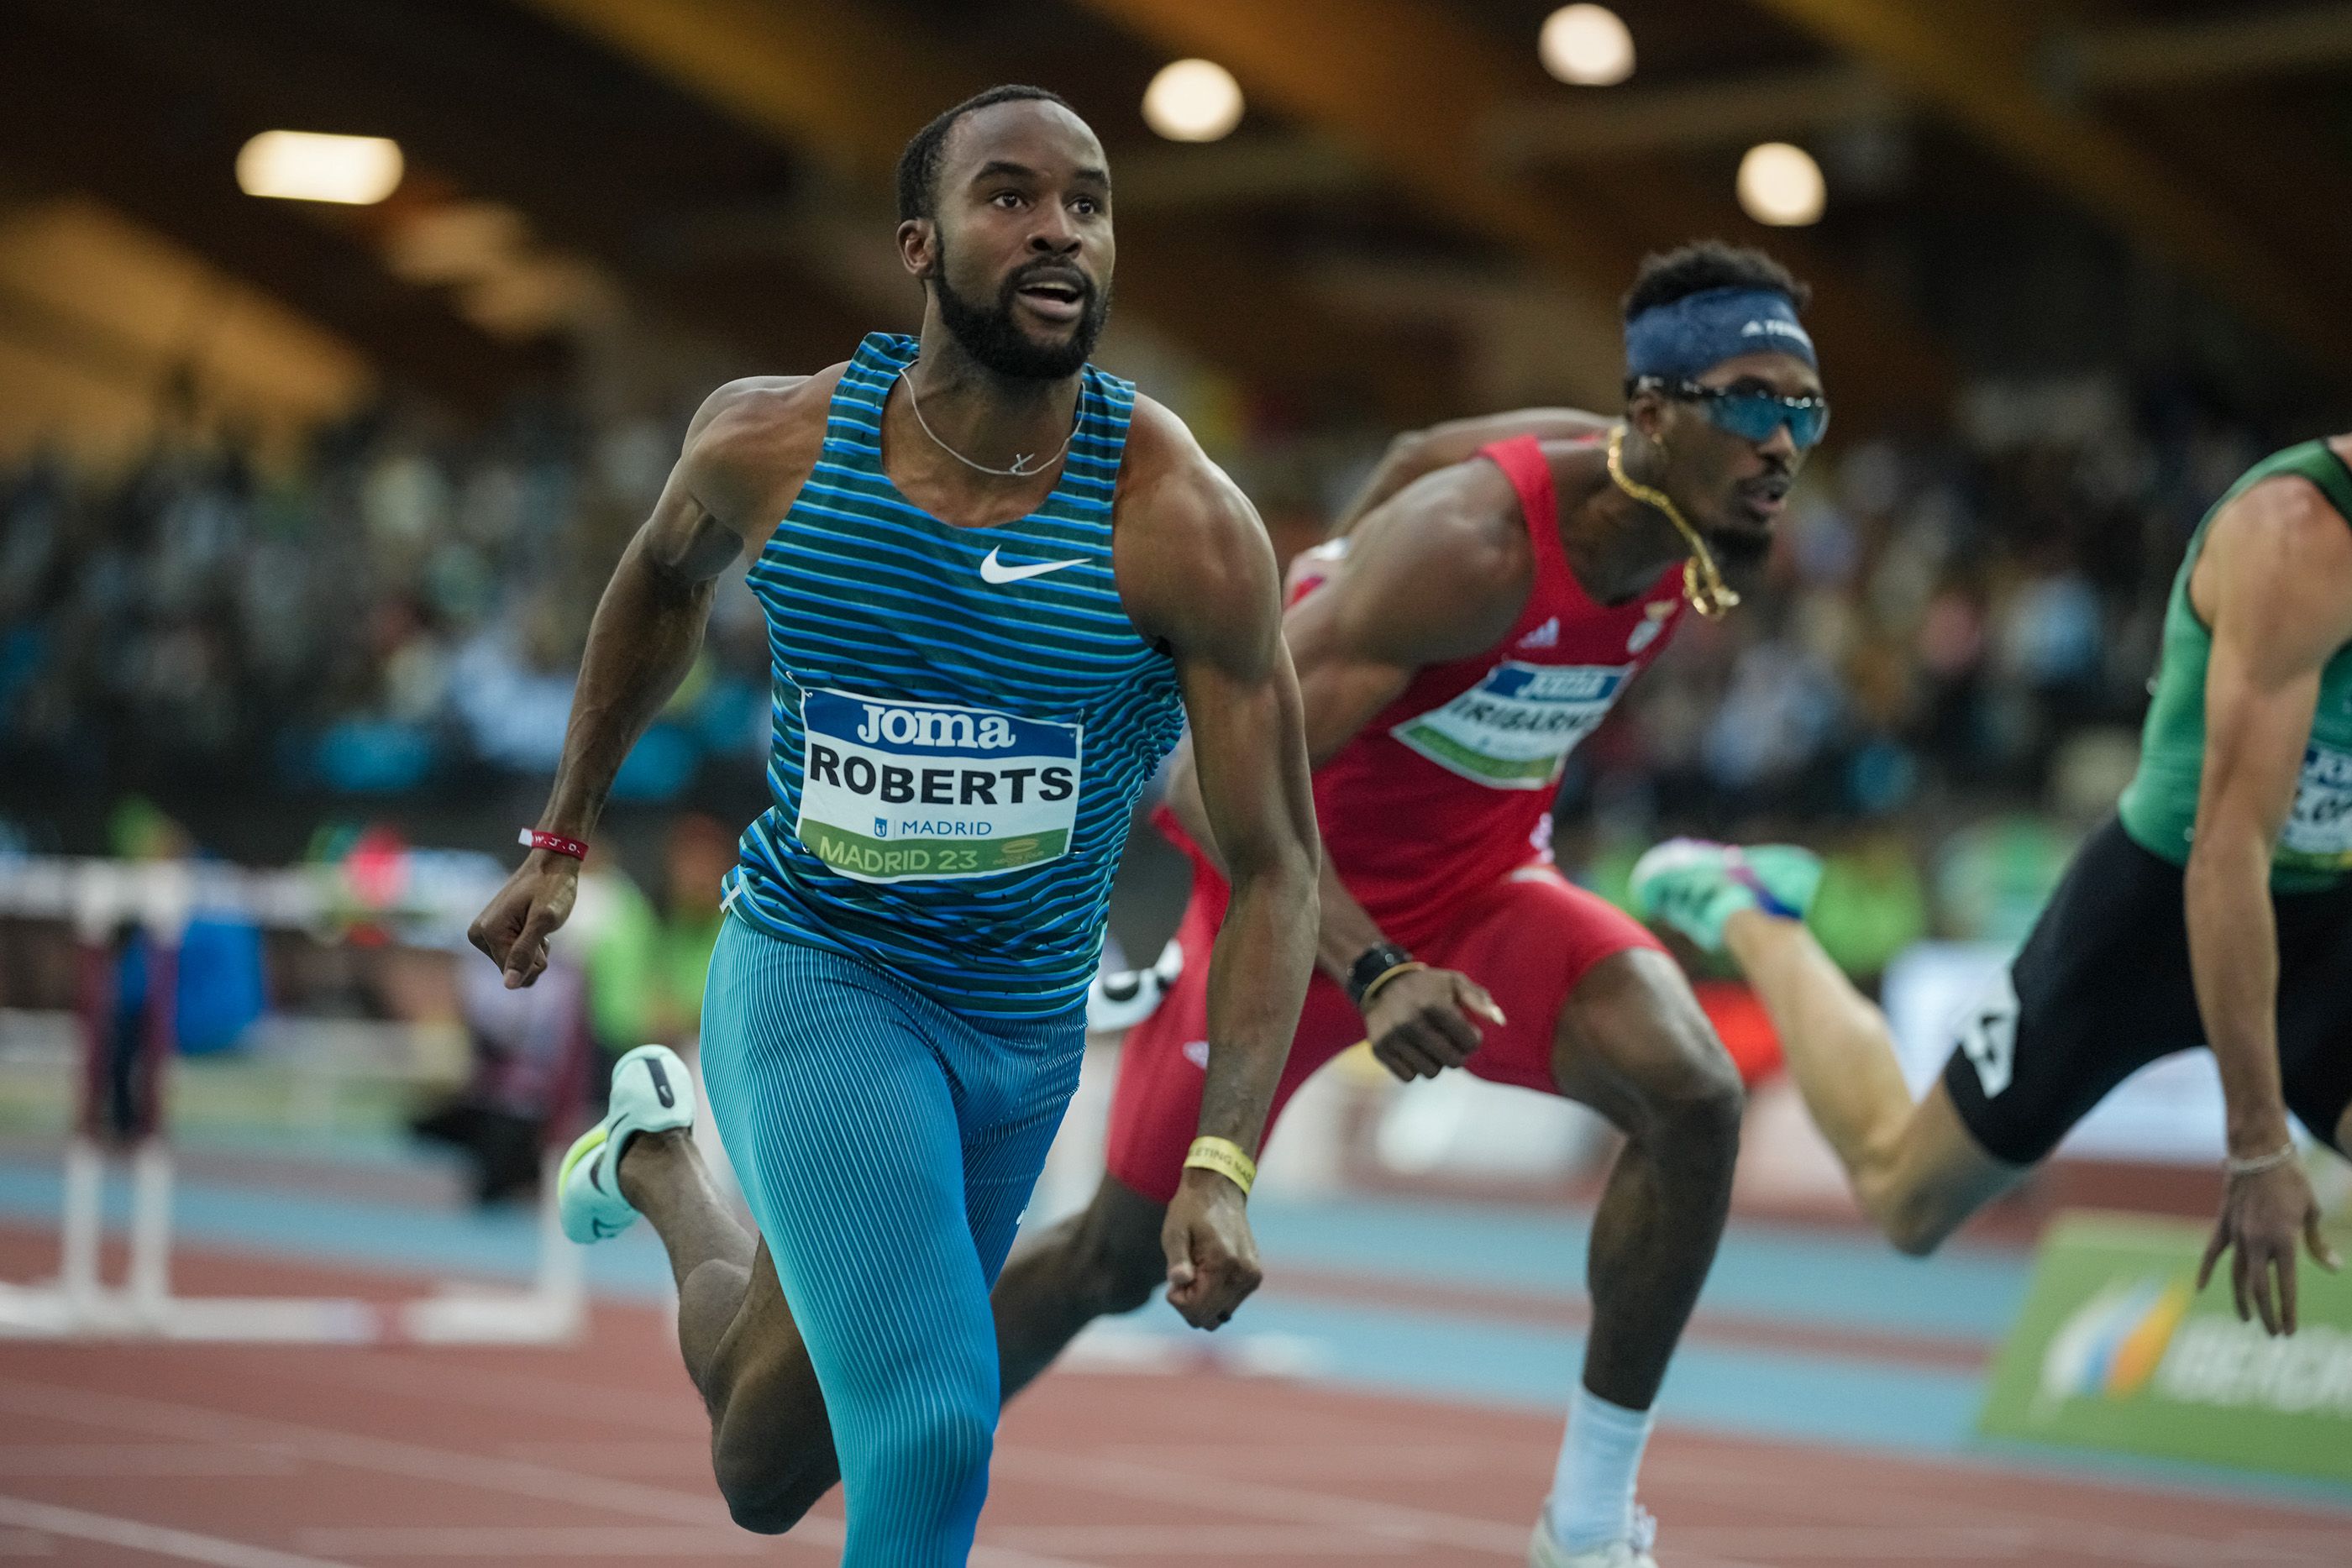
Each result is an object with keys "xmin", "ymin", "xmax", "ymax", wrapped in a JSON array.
[
  {"xmin": 680, "ymin": 366, "xmax": 848, "ymax": 536},
  {"xmin": 1115, "ymin": 396, "xmax": 1273, "ymax": 593},
  {"xmin": 1116, "ymin": 395, "xmax": 1260, "ymax": 554},
  {"xmin": 1111, "ymin": 395, "xmax": 1281, "ymax": 658},
  {"xmin": 1343, "ymin": 459, "xmax": 1532, "ymax": 627},
  {"xmin": 2202, "ymin": 469, "xmax": 2352, "ymax": 659},
  {"xmin": 1273, "ymin": 457, "xmax": 1531, "ymax": 673},
  {"xmin": 2209, "ymin": 470, "xmax": 2352, "ymax": 585}
]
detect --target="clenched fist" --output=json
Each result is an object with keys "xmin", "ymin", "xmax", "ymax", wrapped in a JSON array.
[{"xmin": 468, "ymin": 852, "xmax": 580, "ymax": 989}]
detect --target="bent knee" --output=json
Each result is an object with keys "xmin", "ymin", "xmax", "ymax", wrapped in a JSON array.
[
  {"xmin": 1567, "ymin": 953, "xmax": 1745, "ymax": 1133},
  {"xmin": 712, "ymin": 1449, "xmax": 827, "ymax": 1535},
  {"xmin": 1856, "ymin": 1168, "xmax": 1967, "ymax": 1258},
  {"xmin": 1046, "ymin": 1188, "xmax": 1168, "ymax": 1316},
  {"xmin": 1635, "ymin": 1037, "xmax": 1746, "ymax": 1144},
  {"xmin": 859, "ymin": 1403, "xmax": 995, "ymax": 1496},
  {"xmin": 1086, "ymin": 1240, "xmax": 1167, "ymax": 1315}
]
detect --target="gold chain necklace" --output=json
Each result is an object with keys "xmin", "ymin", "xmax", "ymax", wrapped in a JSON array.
[
  {"xmin": 1605, "ymin": 424, "xmax": 1740, "ymax": 619},
  {"xmin": 905, "ymin": 362, "xmax": 1081, "ymax": 479}
]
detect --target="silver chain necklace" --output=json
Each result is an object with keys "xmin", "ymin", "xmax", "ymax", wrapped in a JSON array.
[{"xmin": 903, "ymin": 363, "xmax": 1082, "ymax": 479}]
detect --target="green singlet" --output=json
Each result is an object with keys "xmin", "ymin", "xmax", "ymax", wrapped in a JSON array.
[{"xmin": 2117, "ymin": 439, "xmax": 2352, "ymax": 889}]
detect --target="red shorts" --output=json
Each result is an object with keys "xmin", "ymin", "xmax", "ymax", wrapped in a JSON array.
[{"xmin": 1105, "ymin": 863, "xmax": 1667, "ymax": 1203}]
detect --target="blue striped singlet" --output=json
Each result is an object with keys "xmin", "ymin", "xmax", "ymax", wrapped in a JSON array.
[{"xmin": 722, "ymin": 333, "xmax": 1186, "ymax": 1021}]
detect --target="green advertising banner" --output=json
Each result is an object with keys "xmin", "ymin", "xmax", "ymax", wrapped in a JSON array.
[{"xmin": 1979, "ymin": 1211, "xmax": 2352, "ymax": 1484}]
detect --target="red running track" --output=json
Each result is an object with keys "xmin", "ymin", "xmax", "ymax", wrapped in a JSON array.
[{"xmin": 0, "ymin": 1235, "xmax": 2344, "ymax": 1566}]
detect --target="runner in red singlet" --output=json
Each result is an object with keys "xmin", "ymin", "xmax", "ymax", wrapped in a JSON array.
[{"xmin": 990, "ymin": 243, "xmax": 1830, "ymax": 1568}]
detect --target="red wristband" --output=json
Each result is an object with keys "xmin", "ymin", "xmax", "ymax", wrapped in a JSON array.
[{"xmin": 519, "ymin": 828, "xmax": 588, "ymax": 861}]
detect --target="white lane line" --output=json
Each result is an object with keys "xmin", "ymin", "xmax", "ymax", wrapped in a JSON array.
[
  {"xmin": 0, "ymin": 1494, "xmax": 352, "ymax": 1568},
  {"xmin": 1671, "ymin": 1525, "xmax": 2029, "ymax": 1560},
  {"xmin": 0, "ymin": 1379, "xmax": 1095, "ymax": 1568},
  {"xmin": 0, "ymin": 1444, "xmax": 297, "ymax": 1478},
  {"xmin": 1641, "ymin": 1453, "xmax": 2352, "ymax": 1563},
  {"xmin": 990, "ymin": 1447, "xmax": 1774, "ymax": 1568},
  {"xmin": 297, "ymin": 1525, "xmax": 766, "ymax": 1557},
  {"xmin": 492, "ymin": 1440, "xmax": 710, "ymax": 1470},
  {"xmin": 290, "ymin": 1350, "xmax": 707, "ymax": 1436},
  {"xmin": 982, "ymin": 1523, "xmax": 1415, "ymax": 1555}
]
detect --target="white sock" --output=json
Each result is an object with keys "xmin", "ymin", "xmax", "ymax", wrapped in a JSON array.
[{"xmin": 1546, "ymin": 1384, "xmax": 1654, "ymax": 1552}]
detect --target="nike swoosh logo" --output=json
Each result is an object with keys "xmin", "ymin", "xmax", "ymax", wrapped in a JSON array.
[{"xmin": 979, "ymin": 547, "xmax": 1086, "ymax": 585}]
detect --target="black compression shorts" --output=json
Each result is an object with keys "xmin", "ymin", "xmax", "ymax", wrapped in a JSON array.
[{"xmin": 1942, "ymin": 816, "xmax": 2352, "ymax": 1165}]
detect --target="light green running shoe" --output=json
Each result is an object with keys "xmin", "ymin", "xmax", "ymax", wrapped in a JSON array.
[
  {"xmin": 1628, "ymin": 838, "xmax": 1822, "ymax": 954},
  {"xmin": 558, "ymin": 1043, "xmax": 696, "ymax": 1245}
]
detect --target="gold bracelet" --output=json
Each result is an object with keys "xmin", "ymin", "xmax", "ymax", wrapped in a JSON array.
[
  {"xmin": 1183, "ymin": 1135, "xmax": 1257, "ymax": 1197},
  {"xmin": 1356, "ymin": 960, "xmax": 1428, "ymax": 1012}
]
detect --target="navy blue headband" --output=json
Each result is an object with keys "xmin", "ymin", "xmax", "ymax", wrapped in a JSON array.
[{"xmin": 1625, "ymin": 286, "xmax": 1815, "ymax": 381}]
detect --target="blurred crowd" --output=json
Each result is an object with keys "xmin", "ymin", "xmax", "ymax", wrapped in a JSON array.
[
  {"xmin": 0, "ymin": 375, "xmax": 2296, "ymax": 977},
  {"xmin": 0, "ymin": 397, "xmax": 770, "ymax": 804}
]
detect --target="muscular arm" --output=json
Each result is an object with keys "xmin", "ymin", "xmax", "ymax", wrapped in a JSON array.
[
  {"xmin": 2187, "ymin": 475, "xmax": 2352, "ymax": 1329},
  {"xmin": 1118, "ymin": 402, "xmax": 1319, "ymax": 1324},
  {"xmin": 470, "ymin": 375, "xmax": 820, "ymax": 986},
  {"xmin": 1168, "ymin": 461, "xmax": 1523, "ymax": 1076},
  {"xmin": 1121, "ymin": 415, "xmax": 1319, "ymax": 1162},
  {"xmin": 538, "ymin": 484, "xmax": 743, "ymax": 844},
  {"xmin": 1331, "ymin": 406, "xmax": 1612, "ymax": 532}
]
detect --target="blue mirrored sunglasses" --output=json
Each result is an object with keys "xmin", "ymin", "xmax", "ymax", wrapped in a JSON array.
[{"xmin": 1646, "ymin": 378, "xmax": 1830, "ymax": 448}]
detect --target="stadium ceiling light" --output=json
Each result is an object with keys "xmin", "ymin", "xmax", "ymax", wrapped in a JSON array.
[
  {"xmin": 1540, "ymin": 5, "xmax": 1635, "ymax": 87},
  {"xmin": 1143, "ymin": 59, "xmax": 1245, "ymax": 143},
  {"xmin": 235, "ymin": 131, "xmax": 405, "ymax": 205},
  {"xmin": 1738, "ymin": 142, "xmax": 1826, "ymax": 226}
]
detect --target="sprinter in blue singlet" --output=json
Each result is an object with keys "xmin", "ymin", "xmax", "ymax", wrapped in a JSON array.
[{"xmin": 468, "ymin": 87, "xmax": 1317, "ymax": 1565}]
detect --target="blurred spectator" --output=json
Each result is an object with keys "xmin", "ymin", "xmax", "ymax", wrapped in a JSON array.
[
  {"xmin": 586, "ymin": 813, "xmax": 735, "ymax": 1061},
  {"xmin": 0, "ymin": 370, "xmax": 2311, "ymax": 982},
  {"xmin": 412, "ymin": 953, "xmax": 586, "ymax": 1206},
  {"xmin": 0, "ymin": 399, "xmax": 765, "ymax": 804},
  {"xmin": 87, "ymin": 798, "xmax": 269, "ymax": 1067},
  {"xmin": 1807, "ymin": 826, "xmax": 1931, "ymax": 983}
]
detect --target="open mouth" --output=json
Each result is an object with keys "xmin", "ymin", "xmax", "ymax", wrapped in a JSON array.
[
  {"xmin": 1013, "ymin": 270, "xmax": 1088, "ymax": 324},
  {"xmin": 1738, "ymin": 477, "xmax": 1790, "ymax": 522}
]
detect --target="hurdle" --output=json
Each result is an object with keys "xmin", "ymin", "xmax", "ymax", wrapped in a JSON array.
[{"xmin": 0, "ymin": 854, "xmax": 590, "ymax": 1344}]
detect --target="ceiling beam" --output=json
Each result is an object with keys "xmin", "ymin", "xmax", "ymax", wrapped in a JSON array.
[
  {"xmin": 517, "ymin": 0, "xmax": 948, "ymax": 190},
  {"xmin": 1486, "ymin": 66, "xmax": 1892, "ymax": 163},
  {"xmin": 1110, "ymin": 139, "xmax": 1371, "ymax": 213},
  {"xmin": 29, "ymin": 0, "xmax": 873, "ymax": 382},
  {"xmin": 2071, "ymin": 2, "xmax": 2352, "ymax": 92},
  {"xmin": 517, "ymin": 0, "xmax": 1453, "ymax": 422},
  {"xmin": 0, "ymin": 19, "xmax": 549, "ymax": 413},
  {"xmin": 1494, "ymin": 4, "xmax": 2352, "ymax": 165},
  {"xmin": 1746, "ymin": 0, "xmax": 2352, "ymax": 368},
  {"xmin": 1077, "ymin": 0, "xmax": 1949, "ymax": 424}
]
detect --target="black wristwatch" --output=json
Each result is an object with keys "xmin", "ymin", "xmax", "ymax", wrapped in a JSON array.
[{"xmin": 1345, "ymin": 941, "xmax": 1415, "ymax": 1009}]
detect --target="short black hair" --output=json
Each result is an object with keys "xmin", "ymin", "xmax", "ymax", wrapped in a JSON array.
[
  {"xmin": 1622, "ymin": 240, "xmax": 1811, "ymax": 321},
  {"xmin": 896, "ymin": 84, "xmax": 1075, "ymax": 223}
]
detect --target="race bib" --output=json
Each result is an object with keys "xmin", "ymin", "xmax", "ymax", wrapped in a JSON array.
[
  {"xmin": 2280, "ymin": 741, "xmax": 2352, "ymax": 868},
  {"xmin": 795, "ymin": 689, "xmax": 1082, "ymax": 883},
  {"xmin": 1389, "ymin": 662, "xmax": 1631, "ymax": 790}
]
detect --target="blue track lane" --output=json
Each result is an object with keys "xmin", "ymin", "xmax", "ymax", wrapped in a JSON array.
[{"xmin": 6, "ymin": 1154, "xmax": 2349, "ymax": 1511}]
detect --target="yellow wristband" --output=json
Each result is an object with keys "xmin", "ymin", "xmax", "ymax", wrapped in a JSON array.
[
  {"xmin": 1183, "ymin": 1135, "xmax": 1257, "ymax": 1197},
  {"xmin": 1356, "ymin": 960, "xmax": 1427, "ymax": 1012}
]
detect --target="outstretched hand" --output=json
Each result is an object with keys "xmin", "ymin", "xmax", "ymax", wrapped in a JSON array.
[
  {"xmin": 467, "ymin": 852, "xmax": 580, "ymax": 989},
  {"xmin": 1161, "ymin": 1167, "xmax": 1263, "ymax": 1329},
  {"xmin": 1362, "ymin": 967, "xmax": 1505, "ymax": 1081},
  {"xmin": 2198, "ymin": 1158, "xmax": 2340, "ymax": 1335}
]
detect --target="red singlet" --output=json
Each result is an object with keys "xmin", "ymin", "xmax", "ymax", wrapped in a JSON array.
[
  {"xmin": 1293, "ymin": 435, "xmax": 1687, "ymax": 940},
  {"xmin": 1105, "ymin": 437, "xmax": 1704, "ymax": 1202},
  {"xmin": 1158, "ymin": 434, "xmax": 1686, "ymax": 928}
]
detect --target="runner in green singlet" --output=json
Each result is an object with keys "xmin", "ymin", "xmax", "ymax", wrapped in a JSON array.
[{"xmin": 1628, "ymin": 438, "xmax": 2352, "ymax": 1336}]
